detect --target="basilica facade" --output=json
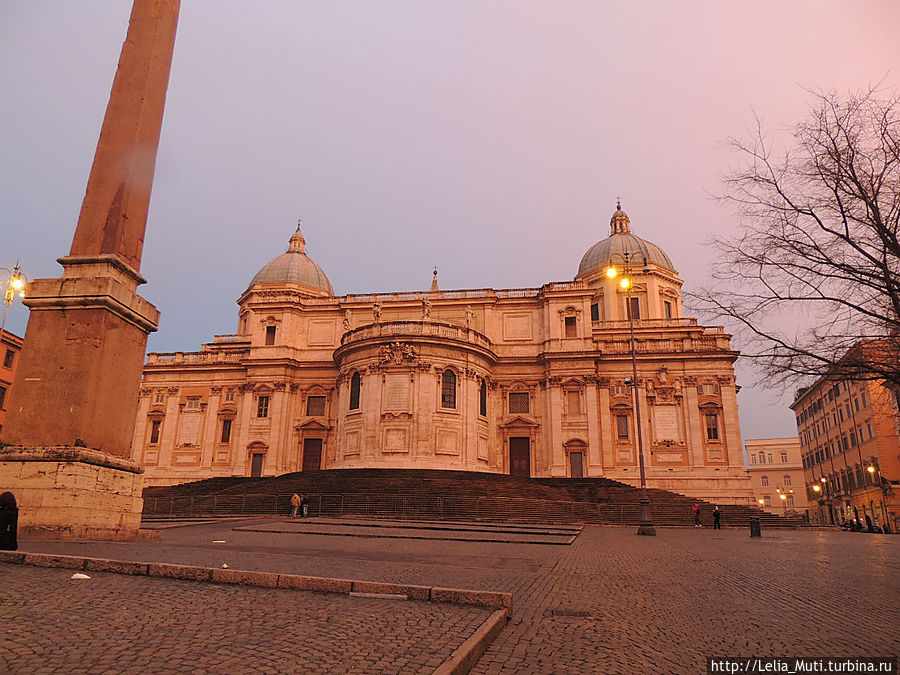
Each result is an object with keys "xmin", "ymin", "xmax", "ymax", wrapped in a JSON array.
[{"xmin": 131, "ymin": 205, "xmax": 752, "ymax": 503}]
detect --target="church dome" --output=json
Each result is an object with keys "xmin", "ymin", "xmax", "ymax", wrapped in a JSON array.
[
  {"xmin": 248, "ymin": 224, "xmax": 334, "ymax": 295},
  {"xmin": 576, "ymin": 202, "xmax": 674, "ymax": 277}
]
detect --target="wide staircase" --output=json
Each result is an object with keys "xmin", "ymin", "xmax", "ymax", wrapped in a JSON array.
[{"xmin": 143, "ymin": 469, "xmax": 804, "ymax": 528}]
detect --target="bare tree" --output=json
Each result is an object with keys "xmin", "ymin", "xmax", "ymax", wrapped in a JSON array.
[{"xmin": 690, "ymin": 89, "xmax": 900, "ymax": 388}]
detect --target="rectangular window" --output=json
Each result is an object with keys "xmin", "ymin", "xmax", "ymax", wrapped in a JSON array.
[
  {"xmin": 509, "ymin": 392, "xmax": 530, "ymax": 414},
  {"xmin": 838, "ymin": 407, "xmax": 844, "ymax": 422},
  {"xmin": 154, "ymin": 392, "xmax": 165, "ymax": 405},
  {"xmin": 441, "ymin": 370, "xmax": 457, "ymax": 409},
  {"xmin": 479, "ymin": 380, "xmax": 487, "ymax": 417},
  {"xmin": 849, "ymin": 431, "xmax": 857, "ymax": 447},
  {"xmin": 663, "ymin": 300, "xmax": 673, "ymax": 319},
  {"xmin": 185, "ymin": 397, "xmax": 201, "ymax": 411},
  {"xmin": 750, "ymin": 455, "xmax": 756, "ymax": 465},
  {"xmin": 257, "ymin": 395, "xmax": 269, "ymax": 418},
  {"xmin": 698, "ymin": 383, "xmax": 721, "ymax": 395},
  {"xmin": 780, "ymin": 452, "xmax": 788, "ymax": 463},
  {"xmin": 705, "ymin": 413, "xmax": 719, "ymax": 441},
  {"xmin": 627, "ymin": 296, "xmax": 641, "ymax": 320},
  {"xmin": 3, "ymin": 349, "xmax": 13, "ymax": 369},
  {"xmin": 220, "ymin": 418, "xmax": 232, "ymax": 444},
  {"xmin": 759, "ymin": 452, "xmax": 766, "ymax": 464},
  {"xmin": 861, "ymin": 391, "xmax": 868, "ymax": 408},
  {"xmin": 854, "ymin": 398, "xmax": 860, "ymax": 412},
  {"xmin": 761, "ymin": 475, "xmax": 769, "ymax": 487},
  {"xmin": 265, "ymin": 325, "xmax": 276, "ymax": 345},
  {"xmin": 787, "ymin": 495, "xmax": 794, "ymax": 507},
  {"xmin": 564, "ymin": 316, "xmax": 577, "ymax": 338},
  {"xmin": 149, "ymin": 420, "xmax": 161, "ymax": 444},
  {"xmin": 306, "ymin": 395, "xmax": 326, "ymax": 417},
  {"xmin": 615, "ymin": 414, "xmax": 630, "ymax": 441},
  {"xmin": 763, "ymin": 495, "xmax": 772, "ymax": 507},
  {"xmin": 866, "ymin": 421, "xmax": 873, "ymax": 439},
  {"xmin": 566, "ymin": 390, "xmax": 581, "ymax": 415},
  {"xmin": 783, "ymin": 475, "xmax": 791, "ymax": 487},
  {"xmin": 767, "ymin": 453, "xmax": 773, "ymax": 463},
  {"xmin": 590, "ymin": 303, "xmax": 599, "ymax": 321},
  {"xmin": 0, "ymin": 385, "xmax": 6, "ymax": 409}
]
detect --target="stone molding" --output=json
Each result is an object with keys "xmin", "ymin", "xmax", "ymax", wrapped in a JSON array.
[{"xmin": 0, "ymin": 446, "xmax": 144, "ymax": 474}]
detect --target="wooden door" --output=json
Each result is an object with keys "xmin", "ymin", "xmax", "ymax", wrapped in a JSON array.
[
  {"xmin": 509, "ymin": 437, "xmax": 531, "ymax": 477},
  {"xmin": 302, "ymin": 438, "xmax": 323, "ymax": 472},
  {"xmin": 250, "ymin": 453, "xmax": 264, "ymax": 478},
  {"xmin": 569, "ymin": 451, "xmax": 584, "ymax": 478}
]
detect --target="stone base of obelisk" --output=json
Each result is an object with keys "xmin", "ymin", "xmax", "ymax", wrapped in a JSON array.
[{"xmin": 0, "ymin": 446, "xmax": 159, "ymax": 541}]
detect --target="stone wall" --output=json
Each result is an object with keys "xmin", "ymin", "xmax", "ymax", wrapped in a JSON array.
[{"xmin": 0, "ymin": 446, "xmax": 146, "ymax": 540}]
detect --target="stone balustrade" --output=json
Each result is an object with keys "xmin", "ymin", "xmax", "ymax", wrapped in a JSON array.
[
  {"xmin": 146, "ymin": 350, "xmax": 246, "ymax": 366},
  {"xmin": 341, "ymin": 320, "xmax": 492, "ymax": 350}
]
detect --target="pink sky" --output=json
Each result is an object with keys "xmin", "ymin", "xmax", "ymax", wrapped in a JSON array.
[{"xmin": 1, "ymin": 0, "xmax": 898, "ymax": 442}]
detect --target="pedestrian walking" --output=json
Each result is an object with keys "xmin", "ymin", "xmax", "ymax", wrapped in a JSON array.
[
  {"xmin": 290, "ymin": 492, "xmax": 301, "ymax": 518},
  {"xmin": 0, "ymin": 491, "xmax": 18, "ymax": 551},
  {"xmin": 300, "ymin": 492, "xmax": 310, "ymax": 518},
  {"xmin": 693, "ymin": 502, "xmax": 702, "ymax": 527},
  {"xmin": 712, "ymin": 505, "xmax": 721, "ymax": 530}
]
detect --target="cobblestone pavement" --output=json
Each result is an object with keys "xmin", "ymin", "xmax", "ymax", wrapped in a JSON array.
[
  {"xmin": 0, "ymin": 562, "xmax": 490, "ymax": 674},
  {"xmin": 14, "ymin": 521, "xmax": 900, "ymax": 674}
]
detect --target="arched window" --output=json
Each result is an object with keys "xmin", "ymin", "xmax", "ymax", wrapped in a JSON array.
[
  {"xmin": 441, "ymin": 369, "xmax": 457, "ymax": 409},
  {"xmin": 479, "ymin": 379, "xmax": 487, "ymax": 417},
  {"xmin": 349, "ymin": 372, "xmax": 361, "ymax": 410}
]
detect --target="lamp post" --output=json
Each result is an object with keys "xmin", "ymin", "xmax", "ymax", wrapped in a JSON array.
[
  {"xmin": 810, "ymin": 482, "xmax": 822, "ymax": 524},
  {"xmin": 1, "ymin": 263, "xmax": 26, "ymax": 338},
  {"xmin": 867, "ymin": 463, "xmax": 891, "ymax": 532},
  {"xmin": 606, "ymin": 252, "xmax": 655, "ymax": 536}
]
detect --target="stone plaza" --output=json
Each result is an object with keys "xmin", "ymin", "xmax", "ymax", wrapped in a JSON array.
[{"xmin": 1, "ymin": 520, "xmax": 897, "ymax": 673}]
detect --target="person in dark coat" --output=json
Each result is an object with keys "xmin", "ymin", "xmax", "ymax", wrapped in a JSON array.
[
  {"xmin": 300, "ymin": 492, "xmax": 310, "ymax": 518},
  {"xmin": 0, "ymin": 491, "xmax": 18, "ymax": 551},
  {"xmin": 712, "ymin": 505, "xmax": 721, "ymax": 530}
]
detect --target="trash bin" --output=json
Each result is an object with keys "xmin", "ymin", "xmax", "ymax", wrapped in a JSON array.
[{"xmin": 749, "ymin": 517, "xmax": 761, "ymax": 537}]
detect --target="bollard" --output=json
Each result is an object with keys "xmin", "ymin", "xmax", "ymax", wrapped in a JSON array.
[{"xmin": 749, "ymin": 516, "xmax": 761, "ymax": 537}]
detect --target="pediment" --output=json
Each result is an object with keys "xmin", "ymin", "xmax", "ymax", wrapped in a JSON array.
[
  {"xmin": 500, "ymin": 415, "xmax": 540, "ymax": 429},
  {"xmin": 295, "ymin": 419, "xmax": 333, "ymax": 431}
]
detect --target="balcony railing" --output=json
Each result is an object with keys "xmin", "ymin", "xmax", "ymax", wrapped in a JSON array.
[
  {"xmin": 341, "ymin": 320, "xmax": 492, "ymax": 350},
  {"xmin": 146, "ymin": 350, "xmax": 245, "ymax": 365}
]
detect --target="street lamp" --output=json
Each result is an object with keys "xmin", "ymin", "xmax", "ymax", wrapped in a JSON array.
[
  {"xmin": 867, "ymin": 462, "xmax": 892, "ymax": 532},
  {"xmin": 606, "ymin": 251, "xmax": 655, "ymax": 536},
  {"xmin": 1, "ymin": 263, "xmax": 27, "ymax": 338}
]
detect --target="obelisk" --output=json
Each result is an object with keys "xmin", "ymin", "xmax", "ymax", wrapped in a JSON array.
[{"xmin": 0, "ymin": 0, "xmax": 180, "ymax": 539}]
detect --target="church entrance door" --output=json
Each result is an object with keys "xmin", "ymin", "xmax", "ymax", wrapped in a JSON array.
[
  {"xmin": 509, "ymin": 437, "xmax": 531, "ymax": 477},
  {"xmin": 569, "ymin": 451, "xmax": 584, "ymax": 478},
  {"xmin": 250, "ymin": 453, "xmax": 264, "ymax": 478},
  {"xmin": 303, "ymin": 438, "xmax": 322, "ymax": 471}
]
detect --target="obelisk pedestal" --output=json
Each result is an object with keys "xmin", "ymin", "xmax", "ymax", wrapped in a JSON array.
[{"xmin": 0, "ymin": 0, "xmax": 179, "ymax": 540}]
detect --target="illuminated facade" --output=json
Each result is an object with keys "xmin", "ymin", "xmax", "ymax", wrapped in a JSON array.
[
  {"xmin": 744, "ymin": 437, "xmax": 808, "ymax": 515},
  {"xmin": 792, "ymin": 354, "xmax": 899, "ymax": 532},
  {"xmin": 131, "ymin": 205, "xmax": 752, "ymax": 504}
]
